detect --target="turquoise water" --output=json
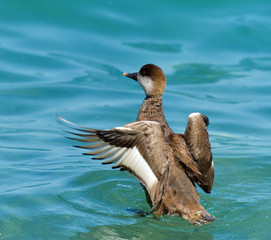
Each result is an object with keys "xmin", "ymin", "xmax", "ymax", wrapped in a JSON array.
[{"xmin": 1, "ymin": 0, "xmax": 271, "ymax": 239}]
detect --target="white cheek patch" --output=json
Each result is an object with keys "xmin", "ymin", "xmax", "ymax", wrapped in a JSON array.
[{"xmin": 137, "ymin": 75, "xmax": 153, "ymax": 96}]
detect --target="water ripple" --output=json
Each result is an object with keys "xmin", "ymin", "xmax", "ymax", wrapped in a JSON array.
[{"xmin": 1, "ymin": 0, "xmax": 271, "ymax": 239}]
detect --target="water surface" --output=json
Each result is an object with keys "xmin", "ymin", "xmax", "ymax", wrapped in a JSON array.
[{"xmin": 1, "ymin": 0, "xmax": 271, "ymax": 239}]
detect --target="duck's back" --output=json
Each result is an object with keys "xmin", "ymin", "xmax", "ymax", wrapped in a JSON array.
[{"xmin": 136, "ymin": 97, "xmax": 174, "ymax": 141}]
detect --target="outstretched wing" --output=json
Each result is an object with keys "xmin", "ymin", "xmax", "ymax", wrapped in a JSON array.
[
  {"xmin": 58, "ymin": 117, "xmax": 169, "ymax": 207},
  {"xmin": 184, "ymin": 113, "xmax": 214, "ymax": 193}
]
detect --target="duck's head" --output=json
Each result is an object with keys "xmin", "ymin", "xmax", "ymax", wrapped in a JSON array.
[{"xmin": 123, "ymin": 64, "xmax": 166, "ymax": 98}]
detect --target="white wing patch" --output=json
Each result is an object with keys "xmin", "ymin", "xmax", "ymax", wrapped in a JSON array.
[
  {"xmin": 114, "ymin": 127, "xmax": 132, "ymax": 131},
  {"xmin": 58, "ymin": 116, "xmax": 160, "ymax": 200},
  {"xmin": 102, "ymin": 145, "xmax": 158, "ymax": 191},
  {"xmin": 123, "ymin": 146, "xmax": 158, "ymax": 190},
  {"xmin": 189, "ymin": 112, "xmax": 201, "ymax": 119},
  {"xmin": 141, "ymin": 121, "xmax": 159, "ymax": 125}
]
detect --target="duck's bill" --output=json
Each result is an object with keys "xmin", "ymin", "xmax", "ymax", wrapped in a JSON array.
[{"xmin": 123, "ymin": 72, "xmax": 138, "ymax": 81}]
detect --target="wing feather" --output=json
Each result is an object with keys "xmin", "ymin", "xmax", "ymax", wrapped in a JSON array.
[
  {"xmin": 74, "ymin": 142, "xmax": 107, "ymax": 149},
  {"xmin": 184, "ymin": 113, "xmax": 214, "ymax": 193},
  {"xmin": 93, "ymin": 147, "xmax": 120, "ymax": 159},
  {"xmin": 88, "ymin": 145, "xmax": 116, "ymax": 156},
  {"xmin": 58, "ymin": 117, "xmax": 169, "ymax": 205}
]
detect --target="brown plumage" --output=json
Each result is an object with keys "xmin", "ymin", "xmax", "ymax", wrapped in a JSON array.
[
  {"xmin": 123, "ymin": 64, "xmax": 215, "ymax": 223},
  {"xmin": 59, "ymin": 64, "xmax": 215, "ymax": 225}
]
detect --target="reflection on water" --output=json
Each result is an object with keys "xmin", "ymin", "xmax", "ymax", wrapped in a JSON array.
[
  {"xmin": 72, "ymin": 217, "xmax": 215, "ymax": 240},
  {"xmin": 169, "ymin": 63, "xmax": 241, "ymax": 84},
  {"xmin": 239, "ymin": 57, "xmax": 271, "ymax": 71},
  {"xmin": 123, "ymin": 42, "xmax": 182, "ymax": 53}
]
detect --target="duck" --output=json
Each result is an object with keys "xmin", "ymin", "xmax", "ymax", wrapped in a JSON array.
[{"xmin": 59, "ymin": 64, "xmax": 215, "ymax": 225}]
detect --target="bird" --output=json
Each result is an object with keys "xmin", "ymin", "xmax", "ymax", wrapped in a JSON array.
[{"xmin": 59, "ymin": 64, "xmax": 215, "ymax": 225}]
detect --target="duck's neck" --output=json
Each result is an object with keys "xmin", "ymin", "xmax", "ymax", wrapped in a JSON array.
[{"xmin": 137, "ymin": 96, "xmax": 173, "ymax": 139}]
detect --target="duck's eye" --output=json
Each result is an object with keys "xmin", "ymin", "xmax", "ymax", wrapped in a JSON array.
[{"xmin": 141, "ymin": 70, "xmax": 146, "ymax": 76}]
